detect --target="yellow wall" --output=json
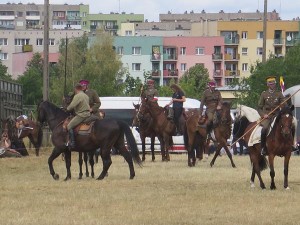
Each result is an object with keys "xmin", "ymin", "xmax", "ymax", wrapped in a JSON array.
[{"xmin": 119, "ymin": 23, "xmax": 135, "ymax": 36}]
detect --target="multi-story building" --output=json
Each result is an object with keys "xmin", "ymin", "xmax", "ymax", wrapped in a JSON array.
[{"xmin": 113, "ymin": 36, "xmax": 225, "ymax": 86}]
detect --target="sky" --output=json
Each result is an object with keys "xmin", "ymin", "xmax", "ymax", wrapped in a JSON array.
[{"xmin": 1, "ymin": 0, "xmax": 299, "ymax": 21}]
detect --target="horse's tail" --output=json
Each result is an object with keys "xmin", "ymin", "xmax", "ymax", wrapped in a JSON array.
[
  {"xmin": 183, "ymin": 124, "xmax": 189, "ymax": 150},
  {"xmin": 117, "ymin": 120, "xmax": 142, "ymax": 167},
  {"xmin": 258, "ymin": 155, "xmax": 268, "ymax": 171}
]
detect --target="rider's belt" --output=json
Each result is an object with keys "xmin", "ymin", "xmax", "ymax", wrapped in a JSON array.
[{"xmin": 78, "ymin": 110, "xmax": 89, "ymax": 113}]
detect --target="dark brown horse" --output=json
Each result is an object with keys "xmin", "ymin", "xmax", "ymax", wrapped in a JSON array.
[
  {"xmin": 15, "ymin": 117, "xmax": 43, "ymax": 156},
  {"xmin": 209, "ymin": 102, "xmax": 236, "ymax": 168},
  {"xmin": 235, "ymin": 106, "xmax": 294, "ymax": 189},
  {"xmin": 132, "ymin": 103, "xmax": 162, "ymax": 162},
  {"xmin": 138, "ymin": 98, "xmax": 175, "ymax": 161},
  {"xmin": 37, "ymin": 100, "xmax": 142, "ymax": 181},
  {"xmin": 183, "ymin": 110, "xmax": 207, "ymax": 167}
]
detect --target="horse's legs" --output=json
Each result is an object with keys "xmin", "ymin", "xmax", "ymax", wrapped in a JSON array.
[
  {"xmin": 83, "ymin": 152, "xmax": 89, "ymax": 178},
  {"xmin": 64, "ymin": 149, "xmax": 72, "ymax": 181},
  {"xmin": 187, "ymin": 133, "xmax": 196, "ymax": 167},
  {"xmin": 150, "ymin": 136, "xmax": 155, "ymax": 162},
  {"xmin": 160, "ymin": 138, "xmax": 166, "ymax": 161},
  {"xmin": 269, "ymin": 154, "xmax": 276, "ymax": 190},
  {"xmin": 119, "ymin": 146, "xmax": 135, "ymax": 179},
  {"xmin": 284, "ymin": 152, "xmax": 291, "ymax": 189},
  {"xmin": 28, "ymin": 135, "xmax": 39, "ymax": 156},
  {"xmin": 97, "ymin": 152, "xmax": 112, "ymax": 180},
  {"xmin": 88, "ymin": 151, "xmax": 95, "ymax": 178},
  {"xmin": 164, "ymin": 135, "xmax": 170, "ymax": 161},
  {"xmin": 250, "ymin": 151, "xmax": 266, "ymax": 189},
  {"xmin": 78, "ymin": 152, "xmax": 83, "ymax": 179},
  {"xmin": 223, "ymin": 144, "xmax": 236, "ymax": 168},
  {"xmin": 210, "ymin": 142, "xmax": 221, "ymax": 167},
  {"xmin": 250, "ymin": 166, "xmax": 256, "ymax": 188},
  {"xmin": 48, "ymin": 147, "xmax": 63, "ymax": 180},
  {"xmin": 141, "ymin": 137, "xmax": 146, "ymax": 162}
]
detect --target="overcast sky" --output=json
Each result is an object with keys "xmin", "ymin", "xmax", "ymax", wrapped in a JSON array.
[{"xmin": 1, "ymin": 0, "xmax": 299, "ymax": 21}]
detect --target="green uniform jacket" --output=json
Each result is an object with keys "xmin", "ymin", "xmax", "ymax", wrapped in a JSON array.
[
  {"xmin": 84, "ymin": 89, "xmax": 101, "ymax": 115},
  {"xmin": 143, "ymin": 88, "xmax": 159, "ymax": 100},
  {"xmin": 67, "ymin": 91, "xmax": 90, "ymax": 118},
  {"xmin": 257, "ymin": 90, "xmax": 286, "ymax": 117},
  {"xmin": 199, "ymin": 89, "xmax": 223, "ymax": 113}
]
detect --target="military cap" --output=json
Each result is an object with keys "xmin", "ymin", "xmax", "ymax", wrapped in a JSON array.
[
  {"xmin": 266, "ymin": 76, "xmax": 276, "ymax": 84},
  {"xmin": 208, "ymin": 79, "xmax": 216, "ymax": 87},
  {"xmin": 79, "ymin": 79, "xmax": 89, "ymax": 86},
  {"xmin": 147, "ymin": 79, "xmax": 155, "ymax": 85}
]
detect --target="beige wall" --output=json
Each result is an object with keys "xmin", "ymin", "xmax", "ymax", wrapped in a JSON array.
[{"xmin": 191, "ymin": 21, "xmax": 218, "ymax": 36}]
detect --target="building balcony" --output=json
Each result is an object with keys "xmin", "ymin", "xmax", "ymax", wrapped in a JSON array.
[
  {"xmin": 25, "ymin": 16, "xmax": 40, "ymax": 20},
  {"xmin": 274, "ymin": 38, "xmax": 284, "ymax": 45},
  {"xmin": 151, "ymin": 70, "xmax": 161, "ymax": 77},
  {"xmin": 105, "ymin": 25, "xmax": 118, "ymax": 30},
  {"xmin": 163, "ymin": 69, "xmax": 178, "ymax": 77},
  {"xmin": 151, "ymin": 53, "xmax": 161, "ymax": 61},
  {"xmin": 225, "ymin": 70, "xmax": 240, "ymax": 76},
  {"xmin": 53, "ymin": 16, "xmax": 66, "ymax": 20},
  {"xmin": 22, "ymin": 45, "xmax": 33, "ymax": 52},
  {"xmin": 0, "ymin": 24, "xmax": 15, "ymax": 29},
  {"xmin": 67, "ymin": 15, "xmax": 81, "ymax": 20},
  {"xmin": 212, "ymin": 53, "xmax": 223, "ymax": 61},
  {"xmin": 224, "ymin": 53, "xmax": 240, "ymax": 61},
  {"xmin": 0, "ymin": 15, "xmax": 15, "ymax": 20},
  {"xmin": 224, "ymin": 36, "xmax": 239, "ymax": 45},
  {"xmin": 213, "ymin": 69, "xmax": 223, "ymax": 77},
  {"xmin": 163, "ymin": 53, "xmax": 177, "ymax": 61}
]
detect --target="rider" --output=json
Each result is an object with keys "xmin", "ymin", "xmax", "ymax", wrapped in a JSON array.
[
  {"xmin": 142, "ymin": 79, "xmax": 159, "ymax": 101},
  {"xmin": 16, "ymin": 115, "xmax": 30, "ymax": 129},
  {"xmin": 165, "ymin": 84, "xmax": 186, "ymax": 135},
  {"xmin": 199, "ymin": 79, "xmax": 223, "ymax": 138},
  {"xmin": 79, "ymin": 79, "xmax": 101, "ymax": 118},
  {"xmin": 66, "ymin": 83, "xmax": 91, "ymax": 150},
  {"xmin": 258, "ymin": 76, "xmax": 287, "ymax": 155}
]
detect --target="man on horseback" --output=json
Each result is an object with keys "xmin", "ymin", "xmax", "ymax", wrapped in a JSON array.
[
  {"xmin": 142, "ymin": 79, "xmax": 159, "ymax": 101},
  {"xmin": 79, "ymin": 79, "xmax": 101, "ymax": 118},
  {"xmin": 258, "ymin": 76, "xmax": 286, "ymax": 155},
  {"xmin": 66, "ymin": 83, "xmax": 91, "ymax": 150},
  {"xmin": 199, "ymin": 80, "xmax": 223, "ymax": 139}
]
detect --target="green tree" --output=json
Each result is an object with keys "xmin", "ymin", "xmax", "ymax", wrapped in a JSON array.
[
  {"xmin": 0, "ymin": 60, "xmax": 12, "ymax": 81},
  {"xmin": 284, "ymin": 44, "xmax": 300, "ymax": 87},
  {"xmin": 179, "ymin": 64, "xmax": 210, "ymax": 99}
]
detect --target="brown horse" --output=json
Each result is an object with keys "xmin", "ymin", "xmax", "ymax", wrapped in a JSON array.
[
  {"xmin": 236, "ymin": 106, "xmax": 294, "ymax": 189},
  {"xmin": 132, "ymin": 103, "xmax": 162, "ymax": 162},
  {"xmin": 37, "ymin": 100, "xmax": 142, "ymax": 181},
  {"xmin": 209, "ymin": 102, "xmax": 236, "ymax": 168},
  {"xmin": 138, "ymin": 98, "xmax": 175, "ymax": 161},
  {"xmin": 15, "ymin": 117, "xmax": 43, "ymax": 156},
  {"xmin": 183, "ymin": 110, "xmax": 207, "ymax": 167}
]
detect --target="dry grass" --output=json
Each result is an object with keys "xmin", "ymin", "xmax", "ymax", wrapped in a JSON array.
[{"xmin": 1, "ymin": 147, "xmax": 300, "ymax": 225}]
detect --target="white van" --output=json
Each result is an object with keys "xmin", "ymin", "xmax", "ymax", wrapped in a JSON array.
[{"xmin": 99, "ymin": 97, "xmax": 201, "ymax": 152}]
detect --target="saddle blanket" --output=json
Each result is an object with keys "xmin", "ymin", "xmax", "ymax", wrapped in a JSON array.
[{"xmin": 248, "ymin": 117, "xmax": 276, "ymax": 146}]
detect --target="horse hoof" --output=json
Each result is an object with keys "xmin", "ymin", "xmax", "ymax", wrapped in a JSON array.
[
  {"xmin": 188, "ymin": 163, "xmax": 193, "ymax": 167},
  {"xmin": 78, "ymin": 176, "xmax": 82, "ymax": 180},
  {"xmin": 86, "ymin": 173, "xmax": 89, "ymax": 178},
  {"xmin": 64, "ymin": 176, "xmax": 71, "ymax": 181},
  {"xmin": 210, "ymin": 162, "xmax": 214, "ymax": 167},
  {"xmin": 285, "ymin": 187, "xmax": 290, "ymax": 190},
  {"xmin": 130, "ymin": 174, "xmax": 135, "ymax": 179},
  {"xmin": 232, "ymin": 164, "xmax": 236, "ymax": 168},
  {"xmin": 97, "ymin": 176, "xmax": 105, "ymax": 180},
  {"xmin": 270, "ymin": 186, "xmax": 276, "ymax": 190},
  {"xmin": 53, "ymin": 174, "xmax": 59, "ymax": 180},
  {"xmin": 250, "ymin": 181, "xmax": 255, "ymax": 188}
]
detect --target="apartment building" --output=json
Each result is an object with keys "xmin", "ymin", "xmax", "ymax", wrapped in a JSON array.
[{"xmin": 113, "ymin": 36, "xmax": 224, "ymax": 86}]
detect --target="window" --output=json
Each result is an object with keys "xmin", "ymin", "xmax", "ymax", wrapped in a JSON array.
[
  {"xmin": 242, "ymin": 63, "xmax": 248, "ymax": 71},
  {"xmin": 82, "ymin": 21, "xmax": 86, "ymax": 26},
  {"xmin": 0, "ymin": 53, "xmax": 8, "ymax": 60},
  {"xmin": 117, "ymin": 46, "xmax": 123, "ymax": 55},
  {"xmin": 241, "ymin": 31, "xmax": 248, "ymax": 39},
  {"xmin": 49, "ymin": 39, "xmax": 55, "ymax": 46},
  {"xmin": 125, "ymin": 30, "xmax": 133, "ymax": 36},
  {"xmin": 14, "ymin": 38, "xmax": 30, "ymax": 46},
  {"xmin": 132, "ymin": 63, "xmax": 141, "ymax": 71},
  {"xmin": 195, "ymin": 47, "xmax": 204, "ymax": 55},
  {"xmin": 257, "ymin": 31, "xmax": 263, "ymax": 39},
  {"xmin": 0, "ymin": 38, "xmax": 8, "ymax": 45},
  {"xmin": 180, "ymin": 47, "xmax": 186, "ymax": 55},
  {"xmin": 241, "ymin": 47, "xmax": 248, "ymax": 56},
  {"xmin": 257, "ymin": 47, "xmax": 263, "ymax": 55},
  {"xmin": 181, "ymin": 63, "xmax": 187, "ymax": 71},
  {"xmin": 82, "ymin": 12, "xmax": 87, "ymax": 17},
  {"xmin": 36, "ymin": 38, "xmax": 43, "ymax": 46},
  {"xmin": 132, "ymin": 47, "xmax": 141, "ymax": 55}
]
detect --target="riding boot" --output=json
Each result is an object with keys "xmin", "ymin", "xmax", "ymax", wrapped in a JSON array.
[
  {"xmin": 68, "ymin": 129, "xmax": 76, "ymax": 150},
  {"xmin": 260, "ymin": 129, "xmax": 267, "ymax": 155},
  {"xmin": 167, "ymin": 107, "xmax": 174, "ymax": 120}
]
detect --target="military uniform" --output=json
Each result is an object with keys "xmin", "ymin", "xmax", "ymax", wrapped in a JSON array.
[
  {"xmin": 67, "ymin": 91, "xmax": 90, "ymax": 130},
  {"xmin": 199, "ymin": 88, "xmax": 223, "ymax": 123},
  {"xmin": 143, "ymin": 87, "xmax": 159, "ymax": 100},
  {"xmin": 84, "ymin": 89, "xmax": 101, "ymax": 117}
]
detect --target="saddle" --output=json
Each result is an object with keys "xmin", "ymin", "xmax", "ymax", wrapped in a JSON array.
[{"xmin": 63, "ymin": 115, "xmax": 98, "ymax": 135}]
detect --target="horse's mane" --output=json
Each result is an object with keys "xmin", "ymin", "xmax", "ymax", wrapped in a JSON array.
[
  {"xmin": 275, "ymin": 106, "xmax": 293, "ymax": 124},
  {"xmin": 237, "ymin": 104, "xmax": 260, "ymax": 122},
  {"xmin": 41, "ymin": 101, "xmax": 68, "ymax": 119}
]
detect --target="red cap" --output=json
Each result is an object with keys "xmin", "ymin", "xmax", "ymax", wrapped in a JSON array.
[
  {"xmin": 79, "ymin": 79, "xmax": 89, "ymax": 86},
  {"xmin": 208, "ymin": 81, "xmax": 216, "ymax": 87},
  {"xmin": 147, "ymin": 79, "xmax": 154, "ymax": 84}
]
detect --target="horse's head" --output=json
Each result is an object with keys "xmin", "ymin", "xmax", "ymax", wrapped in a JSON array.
[
  {"xmin": 276, "ymin": 106, "xmax": 294, "ymax": 138},
  {"xmin": 218, "ymin": 102, "xmax": 232, "ymax": 125},
  {"xmin": 37, "ymin": 100, "xmax": 47, "ymax": 123},
  {"xmin": 132, "ymin": 103, "xmax": 141, "ymax": 126}
]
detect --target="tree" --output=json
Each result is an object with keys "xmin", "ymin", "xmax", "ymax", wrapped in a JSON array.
[
  {"xmin": 0, "ymin": 60, "xmax": 12, "ymax": 81},
  {"xmin": 179, "ymin": 64, "xmax": 210, "ymax": 99},
  {"xmin": 284, "ymin": 44, "xmax": 300, "ymax": 87}
]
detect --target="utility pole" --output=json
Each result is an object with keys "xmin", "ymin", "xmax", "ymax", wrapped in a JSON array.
[
  {"xmin": 43, "ymin": 0, "xmax": 49, "ymax": 100},
  {"xmin": 262, "ymin": 0, "xmax": 267, "ymax": 63}
]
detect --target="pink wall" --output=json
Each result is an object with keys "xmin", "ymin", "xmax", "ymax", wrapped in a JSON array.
[{"xmin": 163, "ymin": 36, "xmax": 224, "ymax": 80}]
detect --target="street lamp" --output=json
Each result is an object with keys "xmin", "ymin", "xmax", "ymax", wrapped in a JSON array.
[{"xmin": 43, "ymin": 0, "xmax": 49, "ymax": 100}]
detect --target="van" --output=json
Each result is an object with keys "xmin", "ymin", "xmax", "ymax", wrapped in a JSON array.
[{"xmin": 99, "ymin": 97, "xmax": 201, "ymax": 152}]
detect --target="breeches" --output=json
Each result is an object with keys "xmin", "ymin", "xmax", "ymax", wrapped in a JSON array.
[
  {"xmin": 206, "ymin": 111, "xmax": 215, "ymax": 123},
  {"xmin": 173, "ymin": 107, "xmax": 183, "ymax": 126},
  {"xmin": 67, "ymin": 116, "xmax": 87, "ymax": 130}
]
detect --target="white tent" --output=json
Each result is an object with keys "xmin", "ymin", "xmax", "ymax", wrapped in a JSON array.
[{"xmin": 283, "ymin": 85, "xmax": 300, "ymax": 107}]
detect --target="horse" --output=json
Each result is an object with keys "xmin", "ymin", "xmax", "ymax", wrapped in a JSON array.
[
  {"xmin": 132, "ymin": 102, "xmax": 162, "ymax": 162},
  {"xmin": 138, "ymin": 98, "xmax": 175, "ymax": 161},
  {"xmin": 235, "ymin": 105, "xmax": 295, "ymax": 189},
  {"xmin": 209, "ymin": 102, "xmax": 236, "ymax": 168},
  {"xmin": 37, "ymin": 100, "xmax": 142, "ymax": 181},
  {"xmin": 183, "ymin": 110, "xmax": 208, "ymax": 167},
  {"xmin": 15, "ymin": 116, "xmax": 43, "ymax": 156}
]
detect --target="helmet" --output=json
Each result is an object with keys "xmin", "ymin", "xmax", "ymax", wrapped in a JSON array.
[{"xmin": 79, "ymin": 79, "xmax": 89, "ymax": 86}]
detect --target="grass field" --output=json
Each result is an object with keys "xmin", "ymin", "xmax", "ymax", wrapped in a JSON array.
[{"xmin": 1, "ymin": 147, "xmax": 300, "ymax": 225}]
